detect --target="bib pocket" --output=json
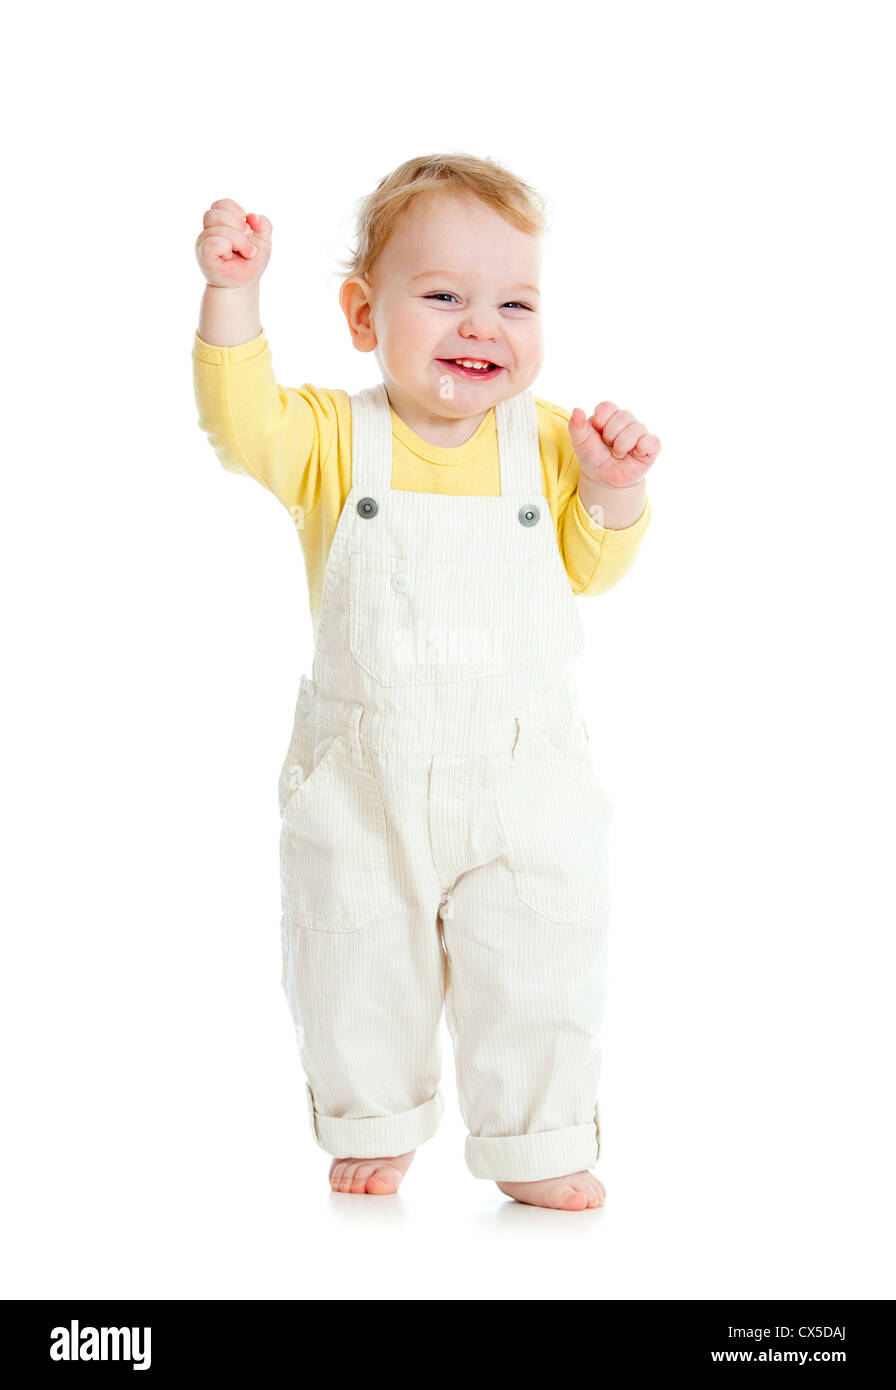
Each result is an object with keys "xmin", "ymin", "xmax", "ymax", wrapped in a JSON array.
[
  {"xmin": 349, "ymin": 550, "xmax": 541, "ymax": 686},
  {"xmin": 279, "ymin": 734, "xmax": 390, "ymax": 933},
  {"xmin": 496, "ymin": 730, "xmax": 613, "ymax": 925}
]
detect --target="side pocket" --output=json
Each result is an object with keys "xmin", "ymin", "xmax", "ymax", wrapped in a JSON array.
[
  {"xmin": 277, "ymin": 682, "xmax": 318, "ymax": 818},
  {"xmin": 277, "ymin": 687, "xmax": 317, "ymax": 993},
  {"xmin": 279, "ymin": 735, "xmax": 347, "ymax": 991},
  {"xmin": 496, "ymin": 736, "xmax": 612, "ymax": 925},
  {"xmin": 280, "ymin": 731, "xmax": 342, "ymax": 816},
  {"xmin": 279, "ymin": 736, "xmax": 390, "ymax": 933}
]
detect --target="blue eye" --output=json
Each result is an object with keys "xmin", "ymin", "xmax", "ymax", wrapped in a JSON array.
[{"xmin": 424, "ymin": 294, "xmax": 533, "ymax": 310}]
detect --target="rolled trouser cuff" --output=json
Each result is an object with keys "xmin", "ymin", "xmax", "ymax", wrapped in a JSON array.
[
  {"xmin": 306, "ymin": 1084, "xmax": 444, "ymax": 1157},
  {"xmin": 465, "ymin": 1115, "xmax": 601, "ymax": 1182}
]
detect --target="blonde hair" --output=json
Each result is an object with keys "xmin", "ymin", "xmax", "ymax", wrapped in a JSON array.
[{"xmin": 334, "ymin": 152, "xmax": 551, "ymax": 287}]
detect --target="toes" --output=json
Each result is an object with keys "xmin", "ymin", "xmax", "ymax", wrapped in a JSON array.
[
  {"xmin": 577, "ymin": 1177, "xmax": 605, "ymax": 1208},
  {"xmin": 365, "ymin": 1176, "xmax": 397, "ymax": 1194},
  {"xmin": 365, "ymin": 1163, "xmax": 403, "ymax": 1195},
  {"xmin": 559, "ymin": 1186, "xmax": 588, "ymax": 1210},
  {"xmin": 349, "ymin": 1163, "xmax": 379, "ymax": 1192},
  {"xmin": 329, "ymin": 1158, "xmax": 404, "ymax": 1195},
  {"xmin": 333, "ymin": 1161, "xmax": 361, "ymax": 1192},
  {"xmin": 329, "ymin": 1161, "xmax": 348, "ymax": 1188}
]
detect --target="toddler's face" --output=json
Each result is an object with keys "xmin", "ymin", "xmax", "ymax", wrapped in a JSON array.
[{"xmin": 342, "ymin": 192, "xmax": 544, "ymax": 427}]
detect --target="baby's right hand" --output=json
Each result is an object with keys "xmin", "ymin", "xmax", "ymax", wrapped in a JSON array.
[{"xmin": 195, "ymin": 198, "xmax": 272, "ymax": 289}]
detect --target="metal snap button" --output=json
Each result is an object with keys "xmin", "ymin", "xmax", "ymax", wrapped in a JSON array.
[
  {"xmin": 391, "ymin": 572, "xmax": 410, "ymax": 594},
  {"xmin": 357, "ymin": 497, "xmax": 378, "ymax": 518},
  {"xmin": 518, "ymin": 503, "xmax": 540, "ymax": 527}
]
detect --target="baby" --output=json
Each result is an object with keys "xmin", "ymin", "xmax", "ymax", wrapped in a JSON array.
[{"xmin": 193, "ymin": 153, "xmax": 659, "ymax": 1211}]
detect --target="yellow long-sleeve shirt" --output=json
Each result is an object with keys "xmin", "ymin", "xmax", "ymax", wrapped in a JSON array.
[{"xmin": 192, "ymin": 329, "xmax": 652, "ymax": 640}]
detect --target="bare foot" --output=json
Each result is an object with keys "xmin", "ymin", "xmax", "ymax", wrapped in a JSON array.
[
  {"xmin": 496, "ymin": 1170, "xmax": 605, "ymax": 1211},
  {"xmin": 328, "ymin": 1149, "xmax": 416, "ymax": 1195}
]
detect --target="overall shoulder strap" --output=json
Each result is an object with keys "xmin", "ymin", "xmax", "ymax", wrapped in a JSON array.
[
  {"xmin": 495, "ymin": 390, "xmax": 543, "ymax": 497},
  {"xmin": 349, "ymin": 383, "xmax": 393, "ymax": 496}
]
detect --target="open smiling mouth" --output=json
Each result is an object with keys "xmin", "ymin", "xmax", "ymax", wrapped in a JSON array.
[{"xmin": 436, "ymin": 358, "xmax": 504, "ymax": 379}]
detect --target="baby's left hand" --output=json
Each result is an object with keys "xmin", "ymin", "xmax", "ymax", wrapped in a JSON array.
[{"xmin": 568, "ymin": 402, "xmax": 661, "ymax": 489}]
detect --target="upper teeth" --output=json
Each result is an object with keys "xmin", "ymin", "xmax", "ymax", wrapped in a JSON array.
[{"xmin": 453, "ymin": 359, "xmax": 493, "ymax": 369}]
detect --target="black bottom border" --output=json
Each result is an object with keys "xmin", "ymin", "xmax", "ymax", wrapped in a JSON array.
[{"xmin": 2, "ymin": 1298, "xmax": 890, "ymax": 1374}]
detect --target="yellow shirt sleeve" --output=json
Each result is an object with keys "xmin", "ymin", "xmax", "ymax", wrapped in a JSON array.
[
  {"xmin": 192, "ymin": 327, "xmax": 340, "ymax": 513},
  {"xmin": 534, "ymin": 396, "xmax": 653, "ymax": 597},
  {"xmin": 192, "ymin": 329, "xmax": 652, "ymax": 631},
  {"xmin": 193, "ymin": 328, "xmax": 356, "ymax": 633}
]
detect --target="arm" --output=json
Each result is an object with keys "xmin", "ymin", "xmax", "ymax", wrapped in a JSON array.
[
  {"xmin": 575, "ymin": 471, "xmax": 647, "ymax": 531},
  {"xmin": 193, "ymin": 325, "xmax": 325, "ymax": 510},
  {"xmin": 560, "ymin": 482, "xmax": 652, "ymax": 597},
  {"xmin": 198, "ymin": 280, "xmax": 262, "ymax": 348},
  {"xmin": 194, "ymin": 196, "xmax": 269, "ymax": 345},
  {"xmin": 541, "ymin": 398, "xmax": 653, "ymax": 596},
  {"xmin": 568, "ymin": 400, "xmax": 660, "ymax": 527},
  {"xmin": 562, "ymin": 400, "xmax": 660, "ymax": 592},
  {"xmin": 193, "ymin": 198, "xmax": 320, "ymax": 510}
]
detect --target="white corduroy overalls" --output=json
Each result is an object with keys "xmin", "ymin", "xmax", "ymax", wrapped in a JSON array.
[{"xmin": 277, "ymin": 383, "xmax": 613, "ymax": 1183}]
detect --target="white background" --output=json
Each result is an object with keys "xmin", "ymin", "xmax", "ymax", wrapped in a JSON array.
[{"xmin": 2, "ymin": 0, "xmax": 893, "ymax": 1300}]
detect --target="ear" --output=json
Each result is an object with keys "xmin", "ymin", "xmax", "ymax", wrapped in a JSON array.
[{"xmin": 339, "ymin": 276, "xmax": 377, "ymax": 353}]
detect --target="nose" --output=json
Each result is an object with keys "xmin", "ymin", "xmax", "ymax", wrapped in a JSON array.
[{"xmin": 458, "ymin": 307, "xmax": 500, "ymax": 341}]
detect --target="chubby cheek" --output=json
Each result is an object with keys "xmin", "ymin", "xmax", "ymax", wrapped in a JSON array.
[
  {"xmin": 385, "ymin": 312, "xmax": 435, "ymax": 373},
  {"xmin": 515, "ymin": 324, "xmax": 543, "ymax": 372}
]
